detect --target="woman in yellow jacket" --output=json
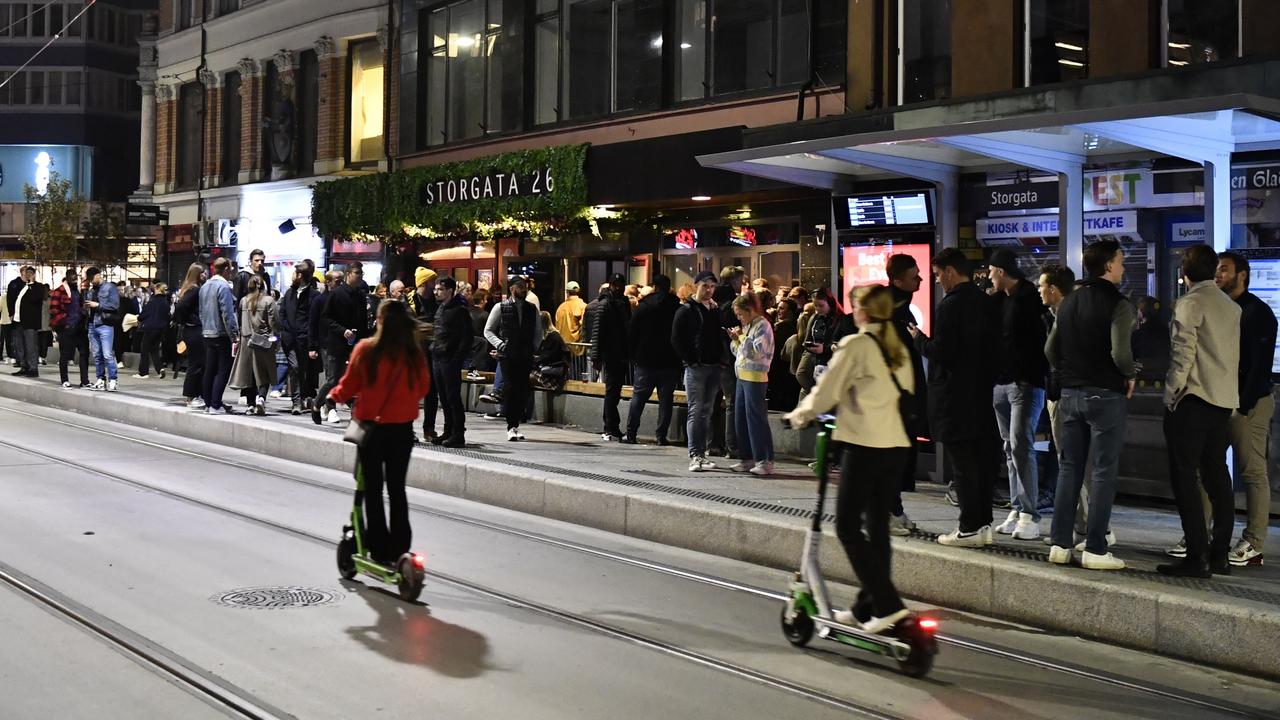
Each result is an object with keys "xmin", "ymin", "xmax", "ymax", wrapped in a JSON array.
[{"xmin": 785, "ymin": 284, "xmax": 915, "ymax": 633}]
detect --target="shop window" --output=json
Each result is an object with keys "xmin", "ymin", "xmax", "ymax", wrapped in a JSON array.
[
  {"xmin": 176, "ymin": 82, "xmax": 204, "ymax": 191},
  {"xmin": 1028, "ymin": 0, "xmax": 1087, "ymax": 84},
  {"xmin": 1167, "ymin": 0, "xmax": 1238, "ymax": 66},
  {"xmin": 348, "ymin": 39, "xmax": 384, "ymax": 162},
  {"xmin": 901, "ymin": 0, "xmax": 950, "ymax": 103},
  {"xmin": 221, "ymin": 70, "xmax": 241, "ymax": 183},
  {"xmin": 422, "ymin": 0, "xmax": 522, "ymax": 146},
  {"xmin": 676, "ymin": 0, "xmax": 810, "ymax": 101}
]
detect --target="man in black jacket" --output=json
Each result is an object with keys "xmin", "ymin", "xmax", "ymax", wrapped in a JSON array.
[
  {"xmin": 911, "ymin": 248, "xmax": 999, "ymax": 548},
  {"xmin": 672, "ymin": 271, "xmax": 725, "ymax": 472},
  {"xmin": 886, "ymin": 253, "xmax": 928, "ymax": 531},
  {"xmin": 590, "ymin": 273, "xmax": 632, "ymax": 441},
  {"xmin": 624, "ymin": 274, "xmax": 682, "ymax": 445},
  {"xmin": 314, "ymin": 262, "xmax": 368, "ymax": 424},
  {"xmin": 233, "ymin": 249, "xmax": 272, "ymax": 300},
  {"xmin": 986, "ymin": 249, "xmax": 1050, "ymax": 542},
  {"xmin": 484, "ymin": 275, "xmax": 541, "ymax": 441},
  {"xmin": 1214, "ymin": 251, "xmax": 1276, "ymax": 568},
  {"xmin": 430, "ymin": 276, "xmax": 473, "ymax": 447},
  {"xmin": 279, "ymin": 260, "xmax": 316, "ymax": 415},
  {"xmin": 7, "ymin": 265, "xmax": 45, "ymax": 377},
  {"xmin": 581, "ymin": 284, "xmax": 608, "ymax": 381},
  {"xmin": 710, "ymin": 266, "xmax": 745, "ymax": 456}
]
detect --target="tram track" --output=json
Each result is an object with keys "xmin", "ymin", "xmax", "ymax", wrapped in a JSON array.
[{"xmin": 1, "ymin": 405, "xmax": 1273, "ymax": 719}]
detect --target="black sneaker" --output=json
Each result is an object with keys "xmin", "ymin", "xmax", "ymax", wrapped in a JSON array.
[
  {"xmin": 442, "ymin": 436, "xmax": 465, "ymax": 448},
  {"xmin": 620, "ymin": 435, "xmax": 637, "ymax": 445},
  {"xmin": 429, "ymin": 434, "xmax": 445, "ymax": 446},
  {"xmin": 656, "ymin": 437, "xmax": 670, "ymax": 446},
  {"xmin": 481, "ymin": 412, "xmax": 504, "ymax": 421}
]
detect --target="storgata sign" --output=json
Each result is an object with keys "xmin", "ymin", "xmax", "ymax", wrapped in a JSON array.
[{"xmin": 421, "ymin": 167, "xmax": 556, "ymax": 206}]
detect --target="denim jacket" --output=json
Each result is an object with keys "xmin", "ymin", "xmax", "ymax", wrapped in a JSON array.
[
  {"xmin": 88, "ymin": 281, "xmax": 120, "ymax": 328},
  {"xmin": 199, "ymin": 275, "xmax": 239, "ymax": 339}
]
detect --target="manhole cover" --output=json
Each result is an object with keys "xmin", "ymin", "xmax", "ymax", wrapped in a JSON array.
[{"xmin": 210, "ymin": 586, "xmax": 342, "ymax": 610}]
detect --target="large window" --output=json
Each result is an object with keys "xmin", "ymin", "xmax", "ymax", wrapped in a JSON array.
[
  {"xmin": 1167, "ymin": 0, "xmax": 1238, "ymax": 67},
  {"xmin": 349, "ymin": 39, "xmax": 384, "ymax": 162},
  {"xmin": 1028, "ymin": 0, "xmax": 1087, "ymax": 85},
  {"xmin": 221, "ymin": 70, "xmax": 241, "ymax": 184},
  {"xmin": 901, "ymin": 0, "xmax": 950, "ymax": 103},
  {"xmin": 297, "ymin": 50, "xmax": 318, "ymax": 176},
  {"xmin": 676, "ymin": 0, "xmax": 809, "ymax": 101},
  {"xmin": 176, "ymin": 82, "xmax": 203, "ymax": 191},
  {"xmin": 423, "ymin": 0, "xmax": 522, "ymax": 146}
]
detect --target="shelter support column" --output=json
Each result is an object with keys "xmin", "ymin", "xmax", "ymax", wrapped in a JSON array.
[
  {"xmin": 1204, "ymin": 155, "xmax": 1233, "ymax": 251},
  {"xmin": 1059, "ymin": 167, "xmax": 1084, "ymax": 275}
]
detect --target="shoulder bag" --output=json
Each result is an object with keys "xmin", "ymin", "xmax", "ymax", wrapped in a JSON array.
[
  {"xmin": 342, "ymin": 362, "xmax": 404, "ymax": 448},
  {"xmin": 866, "ymin": 332, "xmax": 919, "ymax": 439}
]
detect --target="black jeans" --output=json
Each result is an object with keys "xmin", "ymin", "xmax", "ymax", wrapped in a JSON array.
[
  {"xmin": 947, "ymin": 439, "xmax": 995, "ymax": 533},
  {"xmin": 500, "ymin": 357, "xmax": 532, "ymax": 430},
  {"xmin": 56, "ymin": 327, "xmax": 89, "ymax": 385},
  {"xmin": 1163, "ymin": 395, "xmax": 1234, "ymax": 563},
  {"xmin": 626, "ymin": 365, "xmax": 679, "ymax": 440},
  {"xmin": 318, "ymin": 344, "xmax": 352, "ymax": 408},
  {"xmin": 137, "ymin": 330, "xmax": 164, "ymax": 376},
  {"xmin": 433, "ymin": 356, "xmax": 466, "ymax": 440},
  {"xmin": 283, "ymin": 341, "xmax": 315, "ymax": 407},
  {"xmin": 712, "ymin": 365, "xmax": 738, "ymax": 454},
  {"xmin": 12, "ymin": 327, "xmax": 39, "ymax": 373},
  {"xmin": 836, "ymin": 445, "xmax": 909, "ymax": 618},
  {"xmin": 202, "ymin": 336, "xmax": 234, "ymax": 410},
  {"xmin": 600, "ymin": 358, "xmax": 628, "ymax": 437},
  {"xmin": 421, "ymin": 348, "xmax": 440, "ymax": 438},
  {"xmin": 358, "ymin": 422, "xmax": 415, "ymax": 562},
  {"xmin": 181, "ymin": 328, "xmax": 206, "ymax": 400}
]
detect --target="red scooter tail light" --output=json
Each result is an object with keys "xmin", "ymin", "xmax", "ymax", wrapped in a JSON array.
[
  {"xmin": 411, "ymin": 554, "xmax": 426, "ymax": 568},
  {"xmin": 918, "ymin": 618, "xmax": 939, "ymax": 633}
]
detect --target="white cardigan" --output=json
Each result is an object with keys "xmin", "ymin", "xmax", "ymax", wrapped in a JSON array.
[{"xmin": 785, "ymin": 324, "xmax": 915, "ymax": 449}]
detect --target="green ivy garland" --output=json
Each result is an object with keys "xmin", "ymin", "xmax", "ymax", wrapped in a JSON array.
[{"xmin": 312, "ymin": 144, "xmax": 589, "ymax": 243}]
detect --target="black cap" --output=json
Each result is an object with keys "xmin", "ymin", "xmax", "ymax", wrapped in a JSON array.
[
  {"xmin": 694, "ymin": 270, "xmax": 717, "ymax": 284},
  {"xmin": 608, "ymin": 272, "xmax": 626, "ymax": 284},
  {"xmin": 988, "ymin": 249, "xmax": 1025, "ymax": 280}
]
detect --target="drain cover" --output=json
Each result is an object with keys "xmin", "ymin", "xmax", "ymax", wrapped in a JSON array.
[{"xmin": 211, "ymin": 586, "xmax": 342, "ymax": 610}]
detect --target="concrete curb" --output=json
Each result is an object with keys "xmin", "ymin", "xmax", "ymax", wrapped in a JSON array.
[{"xmin": 4, "ymin": 375, "xmax": 1277, "ymax": 679}]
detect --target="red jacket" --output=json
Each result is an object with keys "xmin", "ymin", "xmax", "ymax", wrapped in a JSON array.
[{"xmin": 329, "ymin": 340, "xmax": 431, "ymax": 423}]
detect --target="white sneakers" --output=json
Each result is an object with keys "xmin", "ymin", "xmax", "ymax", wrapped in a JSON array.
[
  {"xmin": 726, "ymin": 459, "xmax": 772, "ymax": 474},
  {"xmin": 1048, "ymin": 545, "xmax": 1073, "ymax": 565},
  {"xmin": 832, "ymin": 607, "xmax": 909, "ymax": 634},
  {"xmin": 688, "ymin": 456, "xmax": 715, "ymax": 472},
  {"xmin": 1048, "ymin": 545, "xmax": 1125, "ymax": 570},
  {"xmin": 937, "ymin": 525, "xmax": 994, "ymax": 548},
  {"xmin": 748, "ymin": 461, "xmax": 774, "ymax": 476},
  {"xmin": 106, "ymin": 379, "xmax": 117, "ymax": 393},
  {"xmin": 186, "ymin": 397, "xmax": 207, "ymax": 409},
  {"xmin": 507, "ymin": 428, "xmax": 526, "ymax": 442},
  {"xmin": 729, "ymin": 460, "xmax": 755, "ymax": 472},
  {"xmin": 91, "ymin": 378, "xmax": 106, "ymax": 391},
  {"xmin": 1166, "ymin": 537, "xmax": 1188, "ymax": 558},
  {"xmin": 994, "ymin": 510, "xmax": 1020, "ymax": 534},
  {"xmin": 1228, "ymin": 539, "xmax": 1264, "ymax": 567},
  {"xmin": 133, "ymin": 373, "xmax": 149, "ymax": 379},
  {"xmin": 325, "ymin": 409, "xmax": 342, "ymax": 425}
]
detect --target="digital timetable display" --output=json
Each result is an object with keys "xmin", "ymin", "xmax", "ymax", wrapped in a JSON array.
[{"xmin": 834, "ymin": 191, "xmax": 934, "ymax": 230}]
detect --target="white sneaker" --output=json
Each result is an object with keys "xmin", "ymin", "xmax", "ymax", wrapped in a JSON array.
[
  {"xmin": 1166, "ymin": 537, "xmax": 1187, "ymax": 558},
  {"xmin": 91, "ymin": 378, "xmax": 105, "ymax": 390},
  {"xmin": 507, "ymin": 428, "xmax": 525, "ymax": 442},
  {"xmin": 888, "ymin": 513, "xmax": 915, "ymax": 537},
  {"xmin": 1228, "ymin": 539, "xmax": 1264, "ymax": 567},
  {"xmin": 1011, "ymin": 513, "xmax": 1040, "ymax": 540},
  {"xmin": 38, "ymin": 358, "xmax": 47, "ymax": 366},
  {"xmin": 748, "ymin": 461, "xmax": 774, "ymax": 476},
  {"xmin": 729, "ymin": 460, "xmax": 755, "ymax": 472},
  {"xmin": 133, "ymin": 373, "xmax": 149, "ymax": 379},
  {"xmin": 61, "ymin": 381, "xmax": 72, "ymax": 388},
  {"xmin": 832, "ymin": 609, "xmax": 858, "ymax": 626},
  {"xmin": 106, "ymin": 379, "xmax": 117, "ymax": 392},
  {"xmin": 1048, "ymin": 545, "xmax": 1073, "ymax": 565},
  {"xmin": 937, "ymin": 525, "xmax": 993, "ymax": 548},
  {"xmin": 1081, "ymin": 550, "xmax": 1125, "ymax": 571},
  {"xmin": 187, "ymin": 397, "xmax": 207, "ymax": 409},
  {"xmin": 269, "ymin": 390, "xmax": 283, "ymax": 399},
  {"xmin": 325, "ymin": 409, "xmax": 342, "ymax": 425},
  {"xmin": 862, "ymin": 609, "xmax": 912, "ymax": 634},
  {"xmin": 994, "ymin": 510, "xmax": 1020, "ymax": 535},
  {"xmin": 689, "ymin": 457, "xmax": 706, "ymax": 472}
]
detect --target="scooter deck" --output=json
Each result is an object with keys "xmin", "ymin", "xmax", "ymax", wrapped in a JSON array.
[
  {"xmin": 353, "ymin": 556, "xmax": 403, "ymax": 583},
  {"xmin": 814, "ymin": 618, "xmax": 912, "ymax": 661}
]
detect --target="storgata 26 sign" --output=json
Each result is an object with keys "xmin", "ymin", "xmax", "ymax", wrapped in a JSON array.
[
  {"xmin": 310, "ymin": 144, "xmax": 588, "ymax": 240},
  {"xmin": 421, "ymin": 167, "xmax": 556, "ymax": 206}
]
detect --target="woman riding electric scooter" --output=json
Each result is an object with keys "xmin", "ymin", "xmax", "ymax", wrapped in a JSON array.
[
  {"xmin": 785, "ymin": 284, "xmax": 914, "ymax": 634},
  {"xmin": 329, "ymin": 300, "xmax": 432, "ymax": 565}
]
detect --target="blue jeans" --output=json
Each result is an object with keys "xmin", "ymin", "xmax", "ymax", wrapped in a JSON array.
[
  {"xmin": 1051, "ymin": 387, "xmax": 1127, "ymax": 554},
  {"xmin": 88, "ymin": 323, "xmax": 118, "ymax": 380},
  {"xmin": 684, "ymin": 365, "xmax": 720, "ymax": 457},
  {"xmin": 993, "ymin": 382, "xmax": 1045, "ymax": 521},
  {"xmin": 734, "ymin": 379, "xmax": 773, "ymax": 463}
]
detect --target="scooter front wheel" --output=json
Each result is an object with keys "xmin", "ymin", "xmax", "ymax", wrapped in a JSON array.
[
  {"xmin": 336, "ymin": 531, "xmax": 357, "ymax": 580},
  {"xmin": 780, "ymin": 605, "xmax": 815, "ymax": 647}
]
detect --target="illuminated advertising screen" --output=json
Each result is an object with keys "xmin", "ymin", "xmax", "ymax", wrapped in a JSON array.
[
  {"xmin": 841, "ymin": 243, "xmax": 932, "ymax": 337},
  {"xmin": 833, "ymin": 191, "xmax": 934, "ymax": 230},
  {"xmin": 1243, "ymin": 256, "xmax": 1280, "ymax": 375}
]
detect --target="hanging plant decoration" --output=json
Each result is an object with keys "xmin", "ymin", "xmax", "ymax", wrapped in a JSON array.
[{"xmin": 312, "ymin": 144, "xmax": 590, "ymax": 243}]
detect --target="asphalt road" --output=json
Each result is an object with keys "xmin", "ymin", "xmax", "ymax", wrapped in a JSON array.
[{"xmin": 1, "ymin": 402, "xmax": 1276, "ymax": 720}]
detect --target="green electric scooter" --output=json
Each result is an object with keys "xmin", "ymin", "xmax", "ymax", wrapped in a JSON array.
[
  {"xmin": 780, "ymin": 415, "xmax": 939, "ymax": 677},
  {"xmin": 335, "ymin": 460, "xmax": 426, "ymax": 602}
]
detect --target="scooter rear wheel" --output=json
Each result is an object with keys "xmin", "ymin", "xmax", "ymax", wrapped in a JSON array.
[
  {"xmin": 895, "ymin": 621, "xmax": 937, "ymax": 678},
  {"xmin": 397, "ymin": 557, "xmax": 425, "ymax": 602},
  {"xmin": 336, "ymin": 532, "xmax": 357, "ymax": 580},
  {"xmin": 780, "ymin": 605, "xmax": 815, "ymax": 647}
]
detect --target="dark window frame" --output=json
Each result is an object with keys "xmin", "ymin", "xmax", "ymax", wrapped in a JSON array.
[
  {"xmin": 675, "ymin": 0, "xmax": 811, "ymax": 103},
  {"xmin": 221, "ymin": 70, "xmax": 242, "ymax": 184},
  {"xmin": 176, "ymin": 81, "xmax": 204, "ymax": 191}
]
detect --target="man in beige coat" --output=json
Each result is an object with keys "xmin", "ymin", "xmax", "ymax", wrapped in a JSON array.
[{"xmin": 1158, "ymin": 244, "xmax": 1241, "ymax": 578}]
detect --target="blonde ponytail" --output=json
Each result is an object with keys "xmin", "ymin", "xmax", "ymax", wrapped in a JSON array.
[{"xmin": 851, "ymin": 284, "xmax": 908, "ymax": 371}]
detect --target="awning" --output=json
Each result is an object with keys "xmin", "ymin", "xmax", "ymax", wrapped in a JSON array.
[{"xmin": 698, "ymin": 94, "xmax": 1280, "ymax": 270}]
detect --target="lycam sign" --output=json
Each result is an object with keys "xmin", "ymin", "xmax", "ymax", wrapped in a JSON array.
[{"xmin": 421, "ymin": 167, "xmax": 556, "ymax": 206}]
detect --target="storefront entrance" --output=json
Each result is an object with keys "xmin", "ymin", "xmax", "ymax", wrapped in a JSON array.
[{"xmin": 662, "ymin": 246, "xmax": 801, "ymax": 292}]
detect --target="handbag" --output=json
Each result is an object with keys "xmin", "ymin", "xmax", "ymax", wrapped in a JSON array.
[
  {"xmin": 247, "ymin": 331, "xmax": 274, "ymax": 350},
  {"xmin": 867, "ymin": 332, "xmax": 920, "ymax": 439},
  {"xmin": 176, "ymin": 340, "xmax": 188, "ymax": 356},
  {"xmin": 342, "ymin": 364, "xmax": 404, "ymax": 447}
]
